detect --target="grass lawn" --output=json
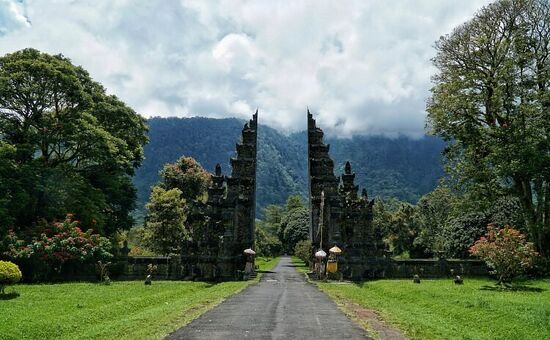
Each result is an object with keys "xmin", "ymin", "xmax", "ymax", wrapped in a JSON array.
[
  {"xmin": 291, "ymin": 258, "xmax": 550, "ymax": 339},
  {"xmin": 0, "ymin": 257, "xmax": 279, "ymax": 340}
]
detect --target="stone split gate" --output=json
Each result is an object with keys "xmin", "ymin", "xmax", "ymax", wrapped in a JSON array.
[{"xmin": 180, "ymin": 109, "xmax": 388, "ymax": 280}]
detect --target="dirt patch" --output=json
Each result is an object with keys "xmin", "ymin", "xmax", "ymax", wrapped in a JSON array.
[{"xmin": 339, "ymin": 301, "xmax": 407, "ymax": 340}]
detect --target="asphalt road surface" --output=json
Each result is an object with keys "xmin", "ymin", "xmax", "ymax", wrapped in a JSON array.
[{"xmin": 166, "ymin": 256, "xmax": 370, "ymax": 340}]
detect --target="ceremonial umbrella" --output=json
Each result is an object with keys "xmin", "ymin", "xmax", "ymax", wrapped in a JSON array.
[
  {"xmin": 315, "ymin": 249, "xmax": 327, "ymax": 259},
  {"xmin": 329, "ymin": 246, "xmax": 342, "ymax": 254},
  {"xmin": 244, "ymin": 248, "xmax": 256, "ymax": 255}
]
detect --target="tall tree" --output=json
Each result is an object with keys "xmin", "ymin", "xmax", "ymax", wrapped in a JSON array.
[
  {"xmin": 144, "ymin": 187, "xmax": 187, "ymax": 256},
  {"xmin": 427, "ymin": 0, "xmax": 550, "ymax": 254},
  {"xmin": 156, "ymin": 156, "xmax": 211, "ymax": 242},
  {"xmin": 0, "ymin": 49, "xmax": 148, "ymax": 235},
  {"xmin": 414, "ymin": 185, "xmax": 456, "ymax": 256},
  {"xmin": 275, "ymin": 196, "xmax": 308, "ymax": 253}
]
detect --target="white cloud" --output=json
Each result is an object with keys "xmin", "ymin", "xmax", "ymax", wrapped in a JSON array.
[
  {"xmin": 0, "ymin": 0, "xmax": 492, "ymax": 137},
  {"xmin": 0, "ymin": 0, "xmax": 30, "ymax": 35}
]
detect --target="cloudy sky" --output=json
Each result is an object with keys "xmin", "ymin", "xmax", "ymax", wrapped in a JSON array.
[{"xmin": 0, "ymin": 0, "xmax": 491, "ymax": 137}]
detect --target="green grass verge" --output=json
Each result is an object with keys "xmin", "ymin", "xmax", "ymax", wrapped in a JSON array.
[
  {"xmin": 0, "ymin": 257, "xmax": 280, "ymax": 340},
  {"xmin": 291, "ymin": 257, "xmax": 550, "ymax": 339},
  {"xmin": 256, "ymin": 256, "xmax": 281, "ymax": 273},
  {"xmin": 290, "ymin": 256, "xmax": 310, "ymax": 273},
  {"xmin": 319, "ymin": 278, "xmax": 550, "ymax": 340}
]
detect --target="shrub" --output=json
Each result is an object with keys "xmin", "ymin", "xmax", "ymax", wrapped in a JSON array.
[
  {"xmin": 3, "ymin": 214, "xmax": 112, "ymax": 279},
  {"xmin": 0, "ymin": 260, "xmax": 22, "ymax": 294},
  {"xmin": 469, "ymin": 225, "xmax": 538, "ymax": 284},
  {"xmin": 294, "ymin": 240, "xmax": 311, "ymax": 265}
]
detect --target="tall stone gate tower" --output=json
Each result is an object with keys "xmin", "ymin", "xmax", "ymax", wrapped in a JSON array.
[
  {"xmin": 182, "ymin": 111, "xmax": 258, "ymax": 280},
  {"xmin": 308, "ymin": 110, "xmax": 387, "ymax": 279}
]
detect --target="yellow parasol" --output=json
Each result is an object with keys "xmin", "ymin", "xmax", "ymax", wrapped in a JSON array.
[{"xmin": 329, "ymin": 245, "xmax": 342, "ymax": 254}]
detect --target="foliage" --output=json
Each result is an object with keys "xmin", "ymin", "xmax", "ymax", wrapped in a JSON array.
[
  {"xmin": 443, "ymin": 212, "xmax": 489, "ymax": 258},
  {"xmin": 427, "ymin": 0, "xmax": 550, "ymax": 255},
  {"xmin": 144, "ymin": 187, "xmax": 187, "ymax": 256},
  {"xmin": 470, "ymin": 225, "xmax": 538, "ymax": 283},
  {"xmin": 124, "ymin": 225, "xmax": 156, "ymax": 256},
  {"xmin": 0, "ymin": 48, "xmax": 148, "ymax": 237},
  {"xmin": 127, "ymin": 246, "xmax": 155, "ymax": 257},
  {"xmin": 255, "ymin": 221, "xmax": 282, "ymax": 257},
  {"xmin": 294, "ymin": 240, "xmax": 312, "ymax": 265},
  {"xmin": 160, "ymin": 156, "xmax": 211, "ymax": 202},
  {"xmin": 413, "ymin": 185, "xmax": 455, "ymax": 255},
  {"xmin": 151, "ymin": 155, "xmax": 212, "ymax": 248},
  {"xmin": 256, "ymin": 196, "xmax": 310, "ymax": 255},
  {"xmin": 382, "ymin": 203, "xmax": 424, "ymax": 257},
  {"xmin": 373, "ymin": 185, "xmax": 533, "ymax": 260},
  {"xmin": 2, "ymin": 214, "xmax": 112, "ymax": 279},
  {"xmin": 441, "ymin": 196, "xmax": 528, "ymax": 259},
  {"xmin": 281, "ymin": 207, "xmax": 309, "ymax": 254},
  {"xmin": 275, "ymin": 196, "xmax": 309, "ymax": 253},
  {"xmin": 0, "ymin": 260, "xmax": 22, "ymax": 294}
]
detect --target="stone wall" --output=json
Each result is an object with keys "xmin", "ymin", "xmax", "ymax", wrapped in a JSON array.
[
  {"xmin": 386, "ymin": 258, "xmax": 488, "ymax": 278},
  {"xmin": 119, "ymin": 256, "xmax": 182, "ymax": 280},
  {"xmin": 17, "ymin": 254, "xmax": 488, "ymax": 282}
]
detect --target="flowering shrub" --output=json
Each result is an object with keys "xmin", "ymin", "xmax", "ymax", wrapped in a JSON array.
[
  {"xmin": 3, "ymin": 214, "xmax": 112, "ymax": 277},
  {"xmin": 469, "ymin": 225, "xmax": 538, "ymax": 284}
]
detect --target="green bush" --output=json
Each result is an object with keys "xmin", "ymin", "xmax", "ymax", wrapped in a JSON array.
[
  {"xmin": 294, "ymin": 240, "xmax": 311, "ymax": 265},
  {"xmin": 0, "ymin": 260, "xmax": 22, "ymax": 294}
]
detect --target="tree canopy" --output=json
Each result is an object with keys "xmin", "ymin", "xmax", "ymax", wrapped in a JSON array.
[
  {"xmin": 427, "ymin": 0, "xmax": 550, "ymax": 254},
  {"xmin": 0, "ymin": 48, "xmax": 148, "ymax": 236}
]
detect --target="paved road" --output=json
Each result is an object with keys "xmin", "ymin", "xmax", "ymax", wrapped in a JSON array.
[{"xmin": 166, "ymin": 256, "xmax": 370, "ymax": 340}]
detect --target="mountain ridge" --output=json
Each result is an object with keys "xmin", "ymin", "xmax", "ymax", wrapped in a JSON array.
[{"xmin": 133, "ymin": 117, "xmax": 445, "ymax": 215}]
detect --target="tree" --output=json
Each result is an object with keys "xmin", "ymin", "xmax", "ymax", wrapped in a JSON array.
[
  {"xmin": 157, "ymin": 156, "xmax": 211, "ymax": 243},
  {"xmin": 280, "ymin": 207, "xmax": 309, "ymax": 254},
  {"xmin": 414, "ymin": 185, "xmax": 456, "ymax": 256},
  {"xmin": 427, "ymin": 0, "xmax": 550, "ymax": 255},
  {"xmin": 144, "ymin": 187, "xmax": 187, "ymax": 256},
  {"xmin": 261, "ymin": 196, "xmax": 309, "ymax": 254},
  {"xmin": 0, "ymin": 49, "xmax": 148, "ymax": 236},
  {"xmin": 262, "ymin": 204, "xmax": 284, "ymax": 234},
  {"xmin": 285, "ymin": 196, "xmax": 304, "ymax": 211},
  {"xmin": 386, "ymin": 204, "xmax": 422, "ymax": 257},
  {"xmin": 255, "ymin": 221, "xmax": 282, "ymax": 257},
  {"xmin": 160, "ymin": 156, "xmax": 211, "ymax": 202},
  {"xmin": 443, "ymin": 212, "xmax": 489, "ymax": 258},
  {"xmin": 470, "ymin": 225, "xmax": 538, "ymax": 284}
]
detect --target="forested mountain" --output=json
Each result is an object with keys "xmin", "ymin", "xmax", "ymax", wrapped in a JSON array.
[{"xmin": 133, "ymin": 117, "xmax": 445, "ymax": 215}]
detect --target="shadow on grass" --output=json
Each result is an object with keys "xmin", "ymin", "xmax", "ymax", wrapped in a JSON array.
[
  {"xmin": 480, "ymin": 284, "xmax": 545, "ymax": 293},
  {"xmin": 0, "ymin": 292, "xmax": 20, "ymax": 300}
]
